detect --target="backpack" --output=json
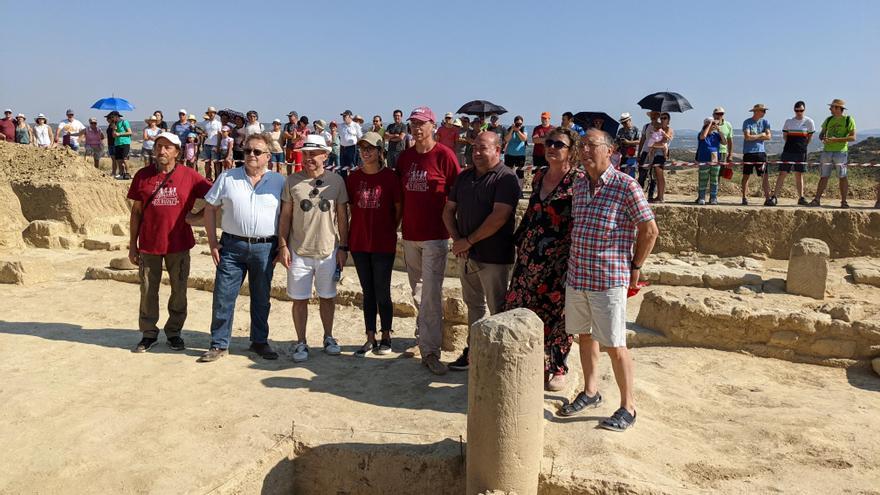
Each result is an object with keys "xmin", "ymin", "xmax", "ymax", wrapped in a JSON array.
[{"xmin": 820, "ymin": 115, "xmax": 852, "ymax": 140}]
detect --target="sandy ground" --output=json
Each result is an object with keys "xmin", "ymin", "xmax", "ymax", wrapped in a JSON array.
[{"xmin": 1, "ymin": 247, "xmax": 879, "ymax": 494}]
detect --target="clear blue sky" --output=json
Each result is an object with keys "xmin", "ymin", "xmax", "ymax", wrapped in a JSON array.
[{"xmin": 3, "ymin": 0, "xmax": 879, "ymax": 131}]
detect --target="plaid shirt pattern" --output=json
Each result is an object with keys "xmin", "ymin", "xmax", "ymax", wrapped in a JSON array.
[{"xmin": 568, "ymin": 166, "xmax": 654, "ymax": 292}]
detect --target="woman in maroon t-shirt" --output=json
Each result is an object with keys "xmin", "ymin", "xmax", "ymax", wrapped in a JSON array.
[{"xmin": 346, "ymin": 132, "xmax": 402, "ymax": 356}]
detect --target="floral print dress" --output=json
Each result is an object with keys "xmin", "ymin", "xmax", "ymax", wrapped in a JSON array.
[{"xmin": 504, "ymin": 167, "xmax": 584, "ymax": 375}]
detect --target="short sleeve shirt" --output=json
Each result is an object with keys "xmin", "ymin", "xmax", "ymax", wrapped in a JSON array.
[
  {"xmin": 115, "ymin": 120, "xmax": 131, "ymax": 146},
  {"xmin": 448, "ymin": 163, "xmax": 521, "ymax": 264},
  {"xmin": 281, "ymin": 171, "xmax": 348, "ymax": 258},
  {"xmin": 59, "ymin": 119, "xmax": 86, "ymax": 146},
  {"xmin": 203, "ymin": 167, "xmax": 285, "ymax": 238},
  {"xmin": 616, "ymin": 126, "xmax": 640, "ymax": 157},
  {"xmin": 717, "ymin": 121, "xmax": 733, "ymax": 154},
  {"xmin": 385, "ymin": 123, "xmax": 407, "ymax": 152},
  {"xmin": 171, "ymin": 121, "xmax": 192, "ymax": 146},
  {"xmin": 505, "ymin": 128, "xmax": 527, "ymax": 156},
  {"xmin": 346, "ymin": 168, "xmax": 402, "ymax": 254},
  {"xmin": 398, "ymin": 143, "xmax": 461, "ymax": 241},
  {"xmin": 202, "ymin": 118, "xmax": 222, "ymax": 146},
  {"xmin": 821, "ymin": 115, "xmax": 856, "ymax": 152},
  {"xmin": 127, "ymin": 166, "xmax": 213, "ymax": 255},
  {"xmin": 531, "ymin": 124, "xmax": 555, "ymax": 156},
  {"xmin": 568, "ymin": 167, "xmax": 655, "ymax": 292},
  {"xmin": 742, "ymin": 118, "xmax": 770, "ymax": 154}
]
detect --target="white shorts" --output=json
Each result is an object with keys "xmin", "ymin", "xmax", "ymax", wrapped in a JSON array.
[
  {"xmin": 565, "ymin": 285, "xmax": 628, "ymax": 348},
  {"xmin": 287, "ymin": 249, "xmax": 337, "ymax": 300}
]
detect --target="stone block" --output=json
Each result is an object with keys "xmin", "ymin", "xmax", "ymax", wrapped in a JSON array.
[
  {"xmin": 109, "ymin": 257, "xmax": 137, "ymax": 270},
  {"xmin": 873, "ymin": 358, "xmax": 880, "ymax": 377},
  {"xmin": 442, "ymin": 323, "xmax": 469, "ymax": 353},
  {"xmin": 786, "ymin": 238, "xmax": 829, "ymax": 299},
  {"xmin": 22, "ymin": 220, "xmax": 72, "ymax": 249},
  {"xmin": 0, "ymin": 259, "xmax": 55, "ymax": 285}
]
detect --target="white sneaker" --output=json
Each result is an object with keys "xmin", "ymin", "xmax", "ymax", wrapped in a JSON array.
[
  {"xmin": 292, "ymin": 342, "xmax": 309, "ymax": 362},
  {"xmin": 323, "ymin": 336, "xmax": 341, "ymax": 355}
]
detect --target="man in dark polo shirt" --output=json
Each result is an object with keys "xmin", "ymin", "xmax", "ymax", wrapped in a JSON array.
[{"xmin": 442, "ymin": 131, "xmax": 521, "ymax": 371}]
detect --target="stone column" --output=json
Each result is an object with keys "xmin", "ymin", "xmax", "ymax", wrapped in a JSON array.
[
  {"xmin": 786, "ymin": 238, "xmax": 830, "ymax": 300},
  {"xmin": 466, "ymin": 308, "xmax": 544, "ymax": 495}
]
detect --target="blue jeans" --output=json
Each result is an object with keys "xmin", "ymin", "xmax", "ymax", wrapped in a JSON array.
[
  {"xmin": 340, "ymin": 145, "xmax": 357, "ymax": 170},
  {"xmin": 209, "ymin": 233, "xmax": 278, "ymax": 349}
]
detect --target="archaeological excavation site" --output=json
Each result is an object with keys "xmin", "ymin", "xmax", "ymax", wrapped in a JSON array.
[{"xmin": 1, "ymin": 141, "xmax": 879, "ymax": 495}]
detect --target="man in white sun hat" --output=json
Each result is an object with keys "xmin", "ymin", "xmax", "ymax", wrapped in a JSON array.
[{"xmin": 276, "ymin": 134, "xmax": 350, "ymax": 363}]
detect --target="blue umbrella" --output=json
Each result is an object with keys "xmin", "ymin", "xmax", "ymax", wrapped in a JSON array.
[{"xmin": 91, "ymin": 97, "xmax": 135, "ymax": 112}]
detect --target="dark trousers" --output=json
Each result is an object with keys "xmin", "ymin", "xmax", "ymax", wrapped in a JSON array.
[
  {"xmin": 139, "ymin": 251, "xmax": 190, "ymax": 338},
  {"xmin": 209, "ymin": 233, "xmax": 278, "ymax": 349},
  {"xmin": 351, "ymin": 251, "xmax": 395, "ymax": 333}
]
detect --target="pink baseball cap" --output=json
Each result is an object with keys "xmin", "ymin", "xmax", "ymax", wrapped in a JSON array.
[{"xmin": 408, "ymin": 106, "xmax": 436, "ymax": 123}]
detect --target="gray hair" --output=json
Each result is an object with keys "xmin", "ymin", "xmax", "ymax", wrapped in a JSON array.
[{"xmin": 585, "ymin": 128, "xmax": 615, "ymax": 148}]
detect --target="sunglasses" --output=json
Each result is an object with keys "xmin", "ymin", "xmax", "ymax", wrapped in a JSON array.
[
  {"xmin": 830, "ymin": 106, "xmax": 843, "ymax": 110},
  {"xmin": 545, "ymin": 139, "xmax": 570, "ymax": 149},
  {"xmin": 713, "ymin": 112, "xmax": 724, "ymax": 116},
  {"xmin": 794, "ymin": 108, "xmax": 805, "ymax": 112},
  {"xmin": 242, "ymin": 148, "xmax": 268, "ymax": 157},
  {"xmin": 660, "ymin": 117, "xmax": 670, "ymax": 120}
]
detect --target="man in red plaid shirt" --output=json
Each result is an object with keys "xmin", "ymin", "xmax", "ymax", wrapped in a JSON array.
[{"xmin": 558, "ymin": 128, "xmax": 659, "ymax": 432}]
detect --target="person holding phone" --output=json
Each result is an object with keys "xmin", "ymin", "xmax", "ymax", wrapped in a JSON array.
[{"xmin": 276, "ymin": 134, "xmax": 350, "ymax": 363}]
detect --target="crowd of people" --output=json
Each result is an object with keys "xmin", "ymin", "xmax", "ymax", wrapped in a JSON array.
[
  {"xmin": 116, "ymin": 105, "xmax": 657, "ymax": 432},
  {"xmin": 3, "ymin": 98, "xmax": 878, "ymax": 433},
  {"xmin": 3, "ymin": 99, "xmax": 878, "ymax": 209}
]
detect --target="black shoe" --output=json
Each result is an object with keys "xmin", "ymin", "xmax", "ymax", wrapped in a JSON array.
[
  {"xmin": 771, "ymin": 195, "xmax": 778, "ymax": 206},
  {"xmin": 763, "ymin": 197, "xmax": 774, "ymax": 206},
  {"xmin": 376, "ymin": 338, "xmax": 392, "ymax": 355},
  {"xmin": 167, "ymin": 336, "xmax": 185, "ymax": 351},
  {"xmin": 133, "ymin": 337, "xmax": 158, "ymax": 353},
  {"xmin": 448, "ymin": 347, "xmax": 469, "ymax": 371},
  {"xmin": 354, "ymin": 341, "xmax": 378, "ymax": 357},
  {"xmin": 249, "ymin": 342, "xmax": 279, "ymax": 360},
  {"xmin": 741, "ymin": 197, "xmax": 748, "ymax": 206},
  {"xmin": 797, "ymin": 197, "xmax": 809, "ymax": 206}
]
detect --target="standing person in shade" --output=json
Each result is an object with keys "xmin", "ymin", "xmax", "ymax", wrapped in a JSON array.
[
  {"xmin": 346, "ymin": 132, "xmax": 402, "ymax": 356},
  {"xmin": 436, "ymin": 112, "xmax": 459, "ymax": 150},
  {"xmin": 695, "ymin": 118, "xmax": 723, "ymax": 205},
  {"xmin": 14, "ymin": 114, "xmax": 34, "ymax": 145},
  {"xmin": 276, "ymin": 135, "xmax": 349, "ymax": 362},
  {"xmin": 106, "ymin": 114, "xmax": 117, "ymax": 176},
  {"xmin": 503, "ymin": 115, "xmax": 528, "ymax": 188},
  {"xmin": 561, "ymin": 111, "xmax": 585, "ymax": 136},
  {"xmin": 268, "ymin": 119, "xmax": 285, "ymax": 173},
  {"xmin": 153, "ymin": 110, "xmax": 168, "ymax": 131},
  {"xmin": 33, "ymin": 114, "xmax": 53, "ymax": 148},
  {"xmin": 443, "ymin": 131, "xmax": 521, "ymax": 371},
  {"xmin": 0, "ymin": 109, "xmax": 15, "ymax": 142},
  {"xmin": 128, "ymin": 132, "xmax": 213, "ymax": 353},
  {"xmin": 339, "ymin": 110, "xmax": 362, "ymax": 176},
  {"xmin": 773, "ymin": 101, "xmax": 815, "ymax": 206},
  {"xmin": 282, "ymin": 111, "xmax": 300, "ymax": 174},
  {"xmin": 811, "ymin": 99, "xmax": 856, "ymax": 208},
  {"xmin": 56, "ymin": 109, "xmax": 85, "ymax": 150},
  {"xmin": 171, "ymin": 110, "xmax": 191, "ymax": 148},
  {"xmin": 505, "ymin": 127, "xmax": 584, "ymax": 391},
  {"xmin": 198, "ymin": 133, "xmax": 286, "ymax": 362},
  {"xmin": 532, "ymin": 111, "xmax": 554, "ymax": 169},
  {"xmin": 230, "ymin": 115, "xmax": 247, "ymax": 167},
  {"xmin": 741, "ymin": 104, "xmax": 772, "ymax": 206},
  {"xmin": 454, "ymin": 117, "xmax": 470, "ymax": 168},
  {"xmin": 558, "ymin": 129, "xmax": 659, "ymax": 432},
  {"xmin": 110, "ymin": 111, "xmax": 132, "ymax": 180},
  {"xmin": 201, "ymin": 107, "xmax": 222, "ymax": 179},
  {"xmin": 385, "ymin": 109, "xmax": 406, "ymax": 170},
  {"xmin": 84, "ymin": 117, "xmax": 105, "ymax": 168},
  {"xmin": 615, "ymin": 113, "xmax": 640, "ymax": 178},
  {"xmin": 142, "ymin": 116, "xmax": 161, "ymax": 169},
  {"xmin": 398, "ymin": 106, "xmax": 461, "ymax": 375}
]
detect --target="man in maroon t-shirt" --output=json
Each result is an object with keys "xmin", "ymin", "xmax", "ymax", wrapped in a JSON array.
[
  {"xmin": 0, "ymin": 110, "xmax": 15, "ymax": 142},
  {"xmin": 531, "ymin": 111, "xmax": 554, "ymax": 169},
  {"xmin": 397, "ymin": 106, "xmax": 460, "ymax": 375},
  {"xmin": 127, "ymin": 132, "xmax": 213, "ymax": 353}
]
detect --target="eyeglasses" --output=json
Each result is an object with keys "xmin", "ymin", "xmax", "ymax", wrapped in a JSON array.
[
  {"xmin": 242, "ymin": 148, "xmax": 268, "ymax": 157},
  {"xmin": 358, "ymin": 145, "xmax": 378, "ymax": 153},
  {"xmin": 544, "ymin": 139, "xmax": 570, "ymax": 149},
  {"xmin": 794, "ymin": 108, "xmax": 805, "ymax": 112},
  {"xmin": 713, "ymin": 112, "xmax": 724, "ymax": 116}
]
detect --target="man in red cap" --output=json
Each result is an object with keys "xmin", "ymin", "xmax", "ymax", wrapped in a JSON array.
[
  {"xmin": 127, "ymin": 132, "xmax": 213, "ymax": 353},
  {"xmin": 531, "ymin": 111, "xmax": 554, "ymax": 169},
  {"xmin": 397, "ymin": 106, "xmax": 461, "ymax": 375}
]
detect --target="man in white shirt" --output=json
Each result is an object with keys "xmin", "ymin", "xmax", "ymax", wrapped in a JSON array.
[
  {"xmin": 772, "ymin": 101, "xmax": 815, "ymax": 205},
  {"xmin": 198, "ymin": 133, "xmax": 286, "ymax": 363},
  {"xmin": 55, "ymin": 109, "xmax": 86, "ymax": 150},
  {"xmin": 338, "ymin": 109, "xmax": 362, "ymax": 176},
  {"xmin": 201, "ymin": 106, "xmax": 223, "ymax": 179}
]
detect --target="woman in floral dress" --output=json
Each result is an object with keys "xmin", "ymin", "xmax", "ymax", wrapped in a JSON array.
[{"xmin": 504, "ymin": 127, "xmax": 584, "ymax": 392}]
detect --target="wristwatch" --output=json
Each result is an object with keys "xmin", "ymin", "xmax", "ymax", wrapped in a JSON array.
[
  {"xmin": 631, "ymin": 261, "xmax": 641, "ymax": 270},
  {"xmin": 338, "ymin": 245, "xmax": 349, "ymax": 252}
]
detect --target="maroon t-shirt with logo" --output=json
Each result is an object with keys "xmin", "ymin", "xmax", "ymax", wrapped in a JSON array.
[
  {"xmin": 397, "ymin": 143, "xmax": 460, "ymax": 241},
  {"xmin": 0, "ymin": 118, "xmax": 15, "ymax": 142},
  {"xmin": 531, "ymin": 124, "xmax": 555, "ymax": 156},
  {"xmin": 345, "ymin": 167, "xmax": 402, "ymax": 253},
  {"xmin": 127, "ymin": 166, "xmax": 213, "ymax": 255}
]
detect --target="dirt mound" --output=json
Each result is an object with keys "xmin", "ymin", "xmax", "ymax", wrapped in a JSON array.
[{"xmin": 0, "ymin": 142, "xmax": 130, "ymax": 242}]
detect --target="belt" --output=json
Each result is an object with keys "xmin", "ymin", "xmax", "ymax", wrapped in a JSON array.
[{"xmin": 224, "ymin": 233, "xmax": 278, "ymax": 244}]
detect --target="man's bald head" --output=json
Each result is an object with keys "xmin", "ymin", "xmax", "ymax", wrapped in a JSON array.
[
  {"xmin": 475, "ymin": 131, "xmax": 501, "ymax": 147},
  {"xmin": 471, "ymin": 131, "xmax": 502, "ymax": 169}
]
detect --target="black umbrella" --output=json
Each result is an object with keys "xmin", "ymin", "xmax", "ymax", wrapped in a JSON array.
[
  {"xmin": 218, "ymin": 108, "xmax": 245, "ymax": 121},
  {"xmin": 572, "ymin": 112, "xmax": 619, "ymax": 136},
  {"xmin": 456, "ymin": 100, "xmax": 507, "ymax": 117},
  {"xmin": 637, "ymin": 92, "xmax": 693, "ymax": 113}
]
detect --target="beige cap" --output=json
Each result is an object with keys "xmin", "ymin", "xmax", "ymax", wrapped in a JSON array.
[
  {"xmin": 713, "ymin": 107, "xmax": 725, "ymax": 114},
  {"xmin": 206, "ymin": 106, "xmax": 217, "ymax": 113},
  {"xmin": 358, "ymin": 131, "xmax": 384, "ymax": 148}
]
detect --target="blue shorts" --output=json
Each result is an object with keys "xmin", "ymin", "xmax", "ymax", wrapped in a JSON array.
[
  {"xmin": 200, "ymin": 144, "xmax": 221, "ymax": 160},
  {"xmin": 271, "ymin": 152, "xmax": 284, "ymax": 163},
  {"xmin": 820, "ymin": 151, "xmax": 848, "ymax": 178}
]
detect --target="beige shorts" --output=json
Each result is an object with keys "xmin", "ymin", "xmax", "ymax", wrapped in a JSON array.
[{"xmin": 565, "ymin": 285, "xmax": 628, "ymax": 348}]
